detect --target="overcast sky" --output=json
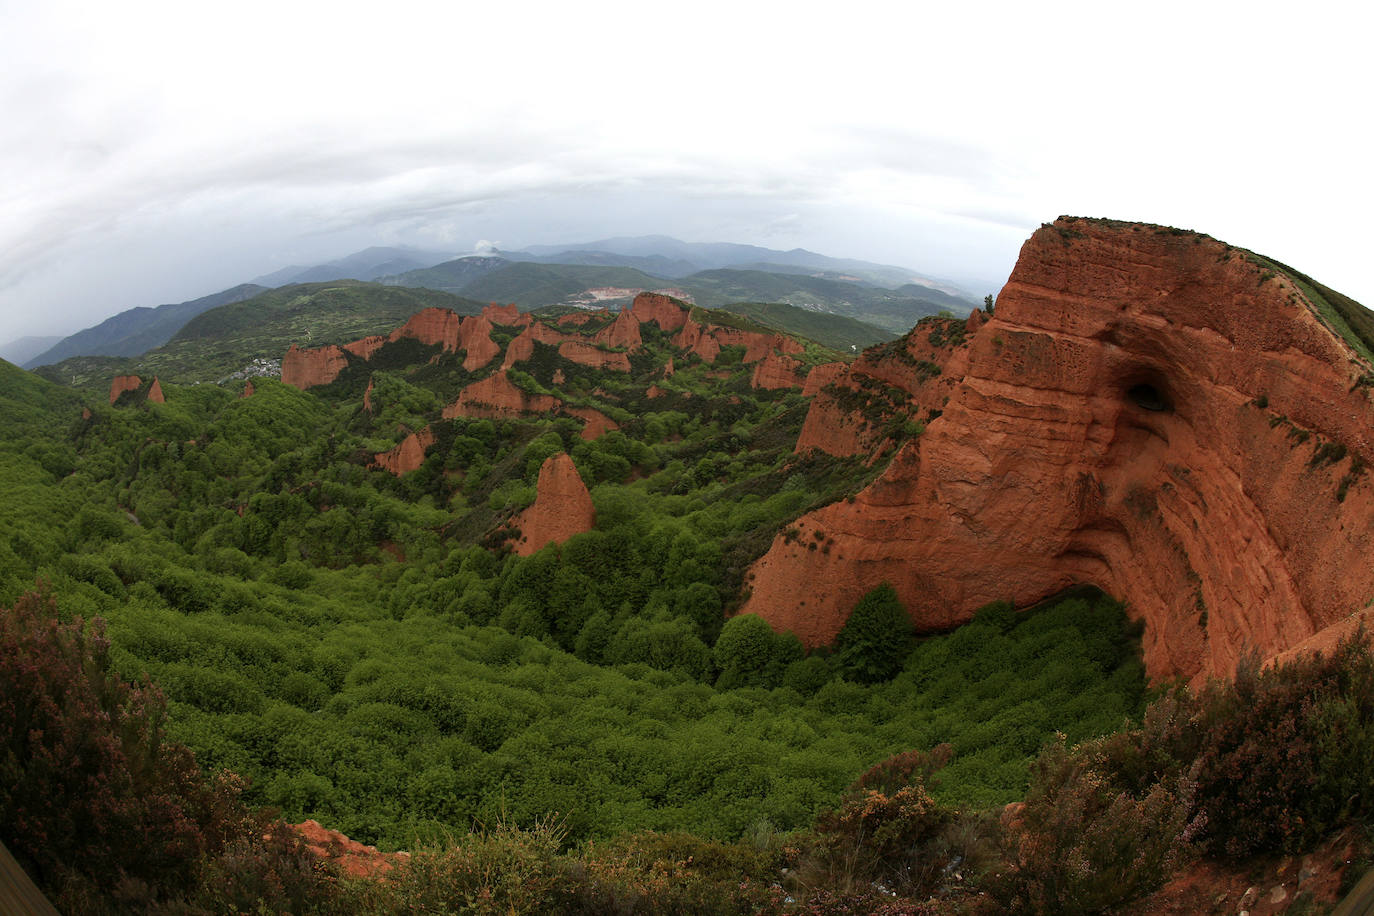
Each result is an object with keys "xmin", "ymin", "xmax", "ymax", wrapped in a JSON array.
[{"xmin": 1, "ymin": 0, "xmax": 1367, "ymax": 345}]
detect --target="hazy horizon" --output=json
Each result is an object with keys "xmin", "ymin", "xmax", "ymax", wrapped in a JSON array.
[{"xmin": 3, "ymin": 0, "xmax": 1367, "ymax": 346}]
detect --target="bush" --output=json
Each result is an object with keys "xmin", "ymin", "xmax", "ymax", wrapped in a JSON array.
[{"xmin": 834, "ymin": 583, "xmax": 912, "ymax": 684}]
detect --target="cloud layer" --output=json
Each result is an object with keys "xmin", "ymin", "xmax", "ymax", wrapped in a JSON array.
[{"xmin": 1, "ymin": 0, "xmax": 1368, "ymax": 341}]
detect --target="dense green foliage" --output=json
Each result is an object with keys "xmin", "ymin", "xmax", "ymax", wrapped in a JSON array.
[{"xmin": 0, "ymin": 329, "xmax": 1148, "ymax": 857}]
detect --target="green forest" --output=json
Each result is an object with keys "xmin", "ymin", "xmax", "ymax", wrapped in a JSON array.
[{"xmin": 5, "ymin": 300, "xmax": 1374, "ymax": 914}]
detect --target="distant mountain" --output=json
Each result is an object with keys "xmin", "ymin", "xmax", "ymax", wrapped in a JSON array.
[
  {"xmin": 35, "ymin": 281, "xmax": 488, "ymax": 388},
  {"xmin": 25, "ymin": 283, "xmax": 269, "ymax": 368},
  {"xmin": 708, "ymin": 302, "xmax": 895, "ymax": 352},
  {"xmin": 252, "ymin": 246, "xmax": 458, "ymax": 287},
  {"xmin": 680, "ymin": 268, "xmax": 972, "ymax": 334},
  {"xmin": 380, "ymin": 256, "xmax": 512, "ymax": 294},
  {"xmin": 0, "ymin": 335, "xmax": 63, "ymax": 366},
  {"xmin": 453, "ymin": 262, "xmax": 679, "ymax": 310},
  {"xmin": 515, "ymin": 234, "xmax": 964, "ymax": 294},
  {"xmin": 500, "ymin": 248, "xmax": 700, "ymax": 278}
]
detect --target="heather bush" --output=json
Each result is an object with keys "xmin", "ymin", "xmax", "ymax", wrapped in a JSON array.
[{"xmin": 986, "ymin": 737, "xmax": 1200, "ymax": 915}]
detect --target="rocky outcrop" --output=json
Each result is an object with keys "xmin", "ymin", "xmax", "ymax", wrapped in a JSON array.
[
  {"xmin": 801, "ymin": 361, "xmax": 847, "ymax": 398},
  {"xmin": 712, "ymin": 327, "xmax": 802, "ymax": 364},
  {"xmin": 371, "ymin": 426, "xmax": 435, "ymax": 475},
  {"xmin": 741, "ymin": 217, "xmax": 1374, "ymax": 685},
  {"xmin": 242, "ymin": 380, "xmax": 255, "ymax": 399},
  {"xmin": 558, "ymin": 340, "xmax": 632, "ymax": 372},
  {"xmin": 566, "ymin": 407, "xmax": 619, "ymax": 440},
  {"xmin": 147, "ymin": 377, "xmax": 164, "ymax": 403},
  {"xmin": 390, "ymin": 307, "xmax": 462, "ymax": 351},
  {"xmin": 344, "ymin": 335, "xmax": 387, "ymax": 360},
  {"xmin": 362, "ymin": 377, "xmax": 374, "ymax": 413},
  {"xmin": 631, "ymin": 292, "xmax": 690, "ymax": 331},
  {"xmin": 457, "ymin": 315, "xmax": 499, "ymax": 370},
  {"xmin": 282, "ymin": 343, "xmax": 349, "ymax": 390},
  {"xmin": 513, "ymin": 454, "xmax": 595, "ymax": 556},
  {"xmin": 750, "ymin": 350, "xmax": 805, "ymax": 389},
  {"xmin": 293, "ymin": 820, "xmax": 408, "ymax": 879},
  {"xmin": 593, "ymin": 309, "xmax": 643, "ymax": 349},
  {"xmin": 674, "ymin": 319, "xmax": 721, "ymax": 362},
  {"xmin": 483, "ymin": 302, "xmax": 526, "ymax": 326},
  {"xmin": 442, "ymin": 371, "xmax": 560, "ymax": 420},
  {"xmin": 795, "ymin": 316, "xmax": 972, "ymax": 458},
  {"xmin": 109, "ymin": 375, "xmax": 143, "ymax": 405}
]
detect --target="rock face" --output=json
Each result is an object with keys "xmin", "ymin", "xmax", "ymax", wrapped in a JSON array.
[
  {"xmin": 594, "ymin": 309, "xmax": 643, "ymax": 349},
  {"xmin": 741, "ymin": 217, "xmax": 1374, "ymax": 685},
  {"xmin": 109, "ymin": 375, "xmax": 143, "ymax": 405},
  {"xmin": 456, "ymin": 314, "xmax": 499, "ymax": 370},
  {"xmin": 632, "ymin": 293, "xmax": 690, "ymax": 331},
  {"xmin": 390, "ymin": 307, "xmax": 462, "ymax": 351},
  {"xmin": 795, "ymin": 316, "xmax": 973, "ymax": 458},
  {"xmin": 371, "ymin": 426, "xmax": 436, "ymax": 475},
  {"xmin": 483, "ymin": 302, "xmax": 525, "ymax": 326},
  {"xmin": 566, "ymin": 407, "xmax": 619, "ymax": 440},
  {"xmin": 282, "ymin": 343, "xmax": 349, "ymax": 390},
  {"xmin": 293, "ymin": 820, "xmax": 407, "ymax": 879},
  {"xmin": 344, "ymin": 335, "xmax": 387, "ymax": 360},
  {"xmin": 513, "ymin": 454, "xmax": 596, "ymax": 556},
  {"xmin": 146, "ymin": 377, "xmax": 165, "ymax": 403},
  {"xmin": 750, "ymin": 350, "xmax": 805, "ymax": 390},
  {"xmin": 558, "ymin": 340, "xmax": 632, "ymax": 372},
  {"xmin": 443, "ymin": 371, "xmax": 560, "ymax": 420}
]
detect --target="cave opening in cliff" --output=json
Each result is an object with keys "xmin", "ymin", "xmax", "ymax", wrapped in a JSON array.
[{"xmin": 1127, "ymin": 382, "xmax": 1171, "ymax": 412}]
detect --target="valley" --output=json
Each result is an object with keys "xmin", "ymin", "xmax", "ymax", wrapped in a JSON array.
[{"xmin": 5, "ymin": 218, "xmax": 1374, "ymax": 914}]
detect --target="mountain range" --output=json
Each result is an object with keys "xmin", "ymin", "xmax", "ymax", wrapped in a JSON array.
[{"xmin": 18, "ymin": 236, "xmax": 977, "ymax": 370}]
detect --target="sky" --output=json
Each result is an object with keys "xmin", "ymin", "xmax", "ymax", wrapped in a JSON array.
[{"xmin": 1, "ymin": 0, "xmax": 1368, "ymax": 345}]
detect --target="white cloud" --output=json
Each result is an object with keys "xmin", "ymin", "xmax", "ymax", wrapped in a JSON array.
[{"xmin": 0, "ymin": 0, "xmax": 1369, "ymax": 342}]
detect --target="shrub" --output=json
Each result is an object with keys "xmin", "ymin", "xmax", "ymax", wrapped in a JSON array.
[{"xmin": 834, "ymin": 583, "xmax": 913, "ymax": 684}]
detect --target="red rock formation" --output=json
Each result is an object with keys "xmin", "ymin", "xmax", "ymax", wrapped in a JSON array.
[
  {"xmin": 344, "ymin": 335, "xmax": 387, "ymax": 360},
  {"xmin": 711, "ymin": 327, "xmax": 795, "ymax": 363},
  {"xmin": 502, "ymin": 321, "xmax": 577, "ymax": 368},
  {"xmin": 513, "ymin": 453, "xmax": 595, "ymax": 556},
  {"xmin": 483, "ymin": 302, "xmax": 526, "ymax": 325},
  {"xmin": 442, "ymin": 371, "xmax": 560, "ymax": 420},
  {"xmin": 558, "ymin": 340, "xmax": 632, "ymax": 372},
  {"xmin": 146, "ymin": 377, "xmax": 165, "ymax": 403},
  {"xmin": 293, "ymin": 820, "xmax": 408, "ymax": 879},
  {"xmin": 802, "ymin": 361, "xmax": 847, "ymax": 398},
  {"xmin": 362, "ymin": 377, "xmax": 374, "ymax": 412},
  {"xmin": 750, "ymin": 351, "xmax": 805, "ymax": 389},
  {"xmin": 371, "ymin": 426, "xmax": 436, "ymax": 475},
  {"xmin": 631, "ymin": 292, "xmax": 690, "ymax": 331},
  {"xmin": 795, "ymin": 317, "xmax": 974, "ymax": 457},
  {"xmin": 566, "ymin": 407, "xmax": 619, "ymax": 440},
  {"xmin": 390, "ymin": 307, "xmax": 461, "ymax": 351},
  {"xmin": 282, "ymin": 343, "xmax": 349, "ymax": 390},
  {"xmin": 741, "ymin": 217, "xmax": 1374, "ymax": 685},
  {"xmin": 109, "ymin": 375, "xmax": 142, "ymax": 405},
  {"xmin": 674, "ymin": 319, "xmax": 722, "ymax": 362},
  {"xmin": 663, "ymin": 356, "xmax": 675, "ymax": 377},
  {"xmin": 552, "ymin": 369, "xmax": 565, "ymax": 385},
  {"xmin": 242, "ymin": 380, "xmax": 255, "ymax": 399},
  {"xmin": 646, "ymin": 384, "xmax": 667, "ymax": 399},
  {"xmin": 457, "ymin": 314, "xmax": 499, "ymax": 370},
  {"xmin": 594, "ymin": 308, "xmax": 643, "ymax": 349}
]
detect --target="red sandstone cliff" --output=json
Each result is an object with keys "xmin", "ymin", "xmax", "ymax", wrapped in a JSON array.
[
  {"xmin": 795, "ymin": 316, "xmax": 975, "ymax": 457},
  {"xmin": 371, "ymin": 426, "xmax": 436, "ymax": 475},
  {"xmin": 512, "ymin": 453, "xmax": 596, "ymax": 556},
  {"xmin": 483, "ymin": 302, "xmax": 526, "ymax": 326},
  {"xmin": 558, "ymin": 340, "xmax": 632, "ymax": 372},
  {"xmin": 282, "ymin": 343, "xmax": 349, "ymax": 390},
  {"xmin": 750, "ymin": 350, "xmax": 805, "ymax": 390},
  {"xmin": 631, "ymin": 293, "xmax": 690, "ymax": 331},
  {"xmin": 344, "ymin": 335, "xmax": 387, "ymax": 360},
  {"xmin": 594, "ymin": 309, "xmax": 643, "ymax": 349},
  {"xmin": 147, "ymin": 377, "xmax": 165, "ymax": 403},
  {"xmin": 109, "ymin": 374, "xmax": 142, "ymax": 405},
  {"xmin": 442, "ymin": 371, "xmax": 561, "ymax": 420},
  {"xmin": 741, "ymin": 217, "xmax": 1374, "ymax": 685},
  {"xmin": 390, "ymin": 307, "xmax": 462, "ymax": 351}
]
